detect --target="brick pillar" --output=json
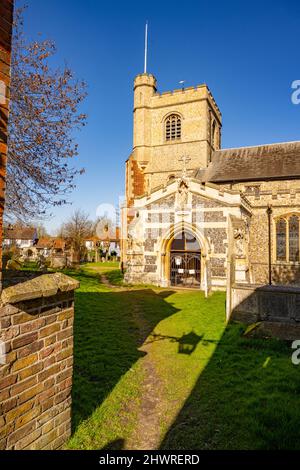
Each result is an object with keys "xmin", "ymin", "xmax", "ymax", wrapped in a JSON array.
[
  {"xmin": 0, "ymin": 1, "xmax": 14, "ymax": 275},
  {"xmin": 0, "ymin": 272, "xmax": 79, "ymax": 450}
]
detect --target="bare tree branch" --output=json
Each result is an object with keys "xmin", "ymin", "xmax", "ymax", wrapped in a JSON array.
[
  {"xmin": 60, "ymin": 210, "xmax": 93, "ymax": 255},
  {"xmin": 6, "ymin": 7, "xmax": 87, "ymax": 221}
]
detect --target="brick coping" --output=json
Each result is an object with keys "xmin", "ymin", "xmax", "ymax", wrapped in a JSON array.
[{"xmin": 1, "ymin": 273, "xmax": 80, "ymax": 305}]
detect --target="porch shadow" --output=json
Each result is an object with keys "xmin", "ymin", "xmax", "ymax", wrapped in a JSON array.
[
  {"xmin": 71, "ymin": 283, "xmax": 179, "ymax": 432},
  {"xmin": 72, "ymin": 276, "xmax": 300, "ymax": 449},
  {"xmin": 160, "ymin": 288, "xmax": 300, "ymax": 450}
]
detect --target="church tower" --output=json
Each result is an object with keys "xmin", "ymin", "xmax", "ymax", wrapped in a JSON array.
[{"xmin": 125, "ymin": 73, "xmax": 222, "ymax": 206}]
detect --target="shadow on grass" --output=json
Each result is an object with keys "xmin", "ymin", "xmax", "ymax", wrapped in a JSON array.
[
  {"xmin": 160, "ymin": 321, "xmax": 300, "ymax": 450},
  {"xmin": 101, "ymin": 438, "xmax": 125, "ymax": 450},
  {"xmin": 71, "ymin": 270, "xmax": 300, "ymax": 449},
  {"xmin": 145, "ymin": 331, "xmax": 211, "ymax": 355},
  {"xmin": 71, "ymin": 270, "xmax": 179, "ymax": 433}
]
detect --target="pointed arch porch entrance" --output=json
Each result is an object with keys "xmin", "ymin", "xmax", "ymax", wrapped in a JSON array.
[{"xmin": 169, "ymin": 230, "xmax": 201, "ymax": 288}]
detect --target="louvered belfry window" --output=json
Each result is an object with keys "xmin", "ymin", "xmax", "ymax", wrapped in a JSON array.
[{"xmin": 165, "ymin": 114, "xmax": 181, "ymax": 141}]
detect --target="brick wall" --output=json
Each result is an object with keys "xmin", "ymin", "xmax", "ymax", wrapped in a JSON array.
[
  {"xmin": 0, "ymin": 272, "xmax": 79, "ymax": 450},
  {"xmin": 0, "ymin": 1, "xmax": 14, "ymax": 274},
  {"xmin": 132, "ymin": 160, "xmax": 145, "ymax": 199}
]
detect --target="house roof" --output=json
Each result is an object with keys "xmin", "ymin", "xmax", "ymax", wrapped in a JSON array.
[
  {"xmin": 197, "ymin": 141, "xmax": 300, "ymax": 183},
  {"xmin": 3, "ymin": 226, "xmax": 37, "ymax": 240},
  {"xmin": 52, "ymin": 238, "xmax": 68, "ymax": 250},
  {"xmin": 35, "ymin": 237, "xmax": 52, "ymax": 249},
  {"xmin": 36, "ymin": 237, "xmax": 69, "ymax": 250}
]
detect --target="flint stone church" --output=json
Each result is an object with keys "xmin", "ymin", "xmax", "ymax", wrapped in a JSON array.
[{"xmin": 121, "ymin": 73, "xmax": 300, "ymax": 295}]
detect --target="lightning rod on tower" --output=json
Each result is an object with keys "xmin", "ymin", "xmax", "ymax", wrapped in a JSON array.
[{"xmin": 144, "ymin": 21, "xmax": 148, "ymax": 74}]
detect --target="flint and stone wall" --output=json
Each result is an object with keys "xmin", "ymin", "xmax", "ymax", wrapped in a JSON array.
[
  {"xmin": 0, "ymin": 272, "xmax": 79, "ymax": 450},
  {"xmin": 224, "ymin": 179, "xmax": 300, "ymax": 285},
  {"xmin": 124, "ymin": 189, "xmax": 233, "ymax": 289}
]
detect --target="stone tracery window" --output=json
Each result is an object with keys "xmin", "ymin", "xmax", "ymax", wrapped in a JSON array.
[
  {"xmin": 276, "ymin": 215, "xmax": 300, "ymax": 262},
  {"xmin": 165, "ymin": 114, "xmax": 181, "ymax": 141},
  {"xmin": 289, "ymin": 215, "xmax": 299, "ymax": 261},
  {"xmin": 276, "ymin": 218, "xmax": 286, "ymax": 261}
]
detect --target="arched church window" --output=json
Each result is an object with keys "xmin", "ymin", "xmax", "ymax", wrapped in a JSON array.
[
  {"xmin": 276, "ymin": 215, "xmax": 300, "ymax": 262},
  {"xmin": 165, "ymin": 114, "xmax": 181, "ymax": 141},
  {"xmin": 276, "ymin": 218, "xmax": 286, "ymax": 261},
  {"xmin": 171, "ymin": 231, "xmax": 200, "ymax": 252},
  {"xmin": 289, "ymin": 215, "xmax": 299, "ymax": 261}
]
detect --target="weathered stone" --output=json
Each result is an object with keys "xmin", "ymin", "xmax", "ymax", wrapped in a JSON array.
[
  {"xmin": 5, "ymin": 400, "xmax": 35, "ymax": 423},
  {"xmin": 54, "ymin": 389, "xmax": 71, "ymax": 405},
  {"xmin": 38, "ymin": 388, "xmax": 56, "ymax": 404},
  {"xmin": 39, "ymin": 323, "xmax": 60, "ymax": 339},
  {"xmin": 15, "ymin": 406, "xmax": 40, "ymax": 430},
  {"xmin": 41, "ymin": 397, "xmax": 54, "ymax": 412},
  {"xmin": 52, "ymin": 272, "xmax": 80, "ymax": 293},
  {"xmin": 7, "ymin": 421, "xmax": 36, "ymax": 447},
  {"xmin": 56, "ymin": 346, "xmax": 72, "ymax": 362},
  {"xmin": 29, "ymin": 428, "xmax": 58, "ymax": 450},
  {"xmin": 18, "ymin": 383, "xmax": 44, "ymax": 405},
  {"xmin": 6, "ymin": 259, "xmax": 23, "ymax": 270},
  {"xmin": 57, "ymin": 327, "xmax": 73, "ymax": 342},
  {"xmin": 11, "ymin": 376, "xmax": 37, "ymax": 397},
  {"xmin": 0, "ymin": 388, "xmax": 9, "ymax": 402},
  {"xmin": 12, "ymin": 331, "xmax": 38, "ymax": 350},
  {"xmin": 57, "ymin": 308, "xmax": 73, "ymax": 321},
  {"xmin": 0, "ymin": 304, "xmax": 19, "ymax": 318},
  {"xmin": 18, "ymin": 363, "xmax": 43, "ymax": 381},
  {"xmin": 0, "ymin": 422, "xmax": 14, "ymax": 441},
  {"xmin": 0, "ymin": 317, "xmax": 11, "ymax": 328},
  {"xmin": 1, "ymin": 273, "xmax": 79, "ymax": 305},
  {"xmin": 12, "ymin": 312, "xmax": 36, "ymax": 325},
  {"xmin": 44, "ymin": 334, "xmax": 57, "ymax": 347},
  {"xmin": 14, "ymin": 428, "xmax": 42, "ymax": 450},
  {"xmin": 0, "ymin": 325, "xmax": 19, "ymax": 341},
  {"xmin": 0, "ymin": 374, "xmax": 17, "ymax": 390},
  {"xmin": 38, "ymin": 364, "xmax": 61, "ymax": 382},
  {"xmin": 20, "ymin": 318, "xmax": 45, "ymax": 334},
  {"xmin": 56, "ymin": 377, "xmax": 72, "ymax": 393},
  {"xmin": 56, "ymin": 367, "xmax": 72, "ymax": 384},
  {"xmin": 231, "ymin": 284, "xmax": 300, "ymax": 338},
  {"xmin": 12, "ymin": 353, "xmax": 38, "ymax": 372},
  {"xmin": 17, "ymin": 340, "xmax": 44, "ymax": 358},
  {"xmin": 0, "ymin": 364, "xmax": 10, "ymax": 379},
  {"xmin": 44, "ymin": 356, "xmax": 55, "ymax": 369},
  {"xmin": 54, "ymin": 409, "xmax": 70, "ymax": 428},
  {"xmin": 42, "ymin": 419, "xmax": 54, "ymax": 435}
]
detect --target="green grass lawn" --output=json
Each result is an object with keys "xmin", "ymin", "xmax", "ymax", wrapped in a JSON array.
[{"xmin": 65, "ymin": 263, "xmax": 300, "ymax": 450}]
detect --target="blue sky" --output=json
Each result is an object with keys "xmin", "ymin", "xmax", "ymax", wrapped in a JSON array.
[{"xmin": 22, "ymin": 0, "xmax": 300, "ymax": 233}]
